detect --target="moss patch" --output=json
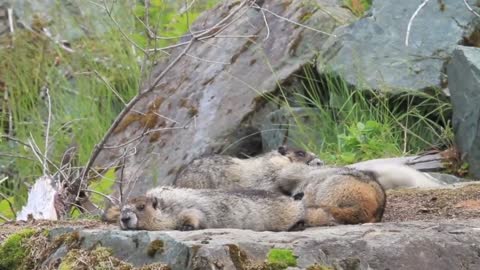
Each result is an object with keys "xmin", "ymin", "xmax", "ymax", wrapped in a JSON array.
[
  {"xmin": 0, "ymin": 228, "xmax": 36, "ymax": 269},
  {"xmin": 266, "ymin": 248, "xmax": 297, "ymax": 269},
  {"xmin": 227, "ymin": 244, "xmax": 250, "ymax": 270},
  {"xmin": 58, "ymin": 246, "xmax": 171, "ymax": 270},
  {"xmin": 147, "ymin": 239, "xmax": 164, "ymax": 257},
  {"xmin": 307, "ymin": 264, "xmax": 334, "ymax": 270},
  {"xmin": 58, "ymin": 246, "xmax": 133, "ymax": 270}
]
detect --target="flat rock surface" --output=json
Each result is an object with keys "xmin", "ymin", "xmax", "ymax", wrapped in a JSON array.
[{"xmin": 2, "ymin": 184, "xmax": 480, "ymax": 269}]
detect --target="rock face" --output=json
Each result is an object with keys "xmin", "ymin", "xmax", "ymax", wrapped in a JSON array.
[
  {"xmin": 45, "ymin": 219, "xmax": 480, "ymax": 270},
  {"xmin": 448, "ymin": 46, "xmax": 480, "ymax": 178},
  {"xmin": 0, "ymin": 0, "xmax": 134, "ymax": 40},
  {"xmin": 319, "ymin": 0, "xmax": 478, "ymax": 91},
  {"xmin": 97, "ymin": 0, "xmax": 354, "ymax": 197}
]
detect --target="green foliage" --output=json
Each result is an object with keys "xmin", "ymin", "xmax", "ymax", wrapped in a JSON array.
[
  {"xmin": 0, "ymin": 229, "xmax": 36, "ymax": 269},
  {"xmin": 0, "ymin": 26, "xmax": 139, "ymax": 209},
  {"xmin": 132, "ymin": 0, "xmax": 219, "ymax": 48},
  {"xmin": 88, "ymin": 168, "xmax": 116, "ymax": 206},
  {"xmin": 337, "ymin": 120, "xmax": 400, "ymax": 164},
  {"xmin": 287, "ymin": 66, "xmax": 453, "ymax": 165},
  {"xmin": 343, "ymin": 0, "xmax": 372, "ymax": 17},
  {"xmin": 0, "ymin": 1, "xmax": 220, "ymax": 215},
  {"xmin": 0, "ymin": 196, "xmax": 15, "ymax": 220},
  {"xmin": 266, "ymin": 248, "xmax": 297, "ymax": 269}
]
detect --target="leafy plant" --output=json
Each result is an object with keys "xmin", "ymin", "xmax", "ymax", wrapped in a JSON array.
[
  {"xmin": 285, "ymin": 65, "xmax": 453, "ymax": 165},
  {"xmin": 343, "ymin": 0, "xmax": 373, "ymax": 17},
  {"xmin": 337, "ymin": 120, "xmax": 400, "ymax": 164}
]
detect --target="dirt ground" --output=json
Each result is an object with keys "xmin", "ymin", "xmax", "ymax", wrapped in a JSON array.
[
  {"xmin": 1, "ymin": 184, "xmax": 480, "ymax": 242},
  {"xmin": 383, "ymin": 183, "xmax": 480, "ymax": 222}
]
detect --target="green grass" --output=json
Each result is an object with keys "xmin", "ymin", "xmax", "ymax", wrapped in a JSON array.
[
  {"xmin": 284, "ymin": 65, "xmax": 453, "ymax": 165},
  {"xmin": 0, "ymin": 0, "xmax": 219, "ymax": 218},
  {"xmin": 0, "ymin": 229, "xmax": 36, "ymax": 269}
]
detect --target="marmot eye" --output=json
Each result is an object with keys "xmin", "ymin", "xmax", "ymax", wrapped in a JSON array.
[
  {"xmin": 137, "ymin": 204, "xmax": 145, "ymax": 211},
  {"xmin": 295, "ymin": 151, "xmax": 306, "ymax": 157}
]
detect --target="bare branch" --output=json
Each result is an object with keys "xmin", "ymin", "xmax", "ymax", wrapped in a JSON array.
[
  {"xmin": 103, "ymin": 125, "xmax": 191, "ymax": 149},
  {"xmin": 82, "ymin": 189, "xmax": 119, "ymax": 205},
  {"xmin": 251, "ymin": 5, "xmax": 336, "ymax": 37},
  {"xmin": 0, "ymin": 153, "xmax": 36, "ymax": 161},
  {"xmin": 7, "ymin": 8, "xmax": 14, "ymax": 33},
  {"xmin": 80, "ymin": 39, "xmax": 194, "ymax": 185},
  {"xmin": 93, "ymin": 70, "xmax": 127, "ymax": 105},
  {"xmin": 0, "ymin": 191, "xmax": 16, "ymax": 219},
  {"xmin": 43, "ymin": 87, "xmax": 52, "ymax": 175},
  {"xmin": 102, "ymin": 0, "xmax": 146, "ymax": 55},
  {"xmin": 0, "ymin": 213, "xmax": 10, "ymax": 222},
  {"xmin": 405, "ymin": 0, "xmax": 431, "ymax": 46},
  {"xmin": 463, "ymin": 0, "xmax": 480, "ymax": 18},
  {"xmin": 0, "ymin": 135, "xmax": 31, "ymax": 148},
  {"xmin": 259, "ymin": 5, "xmax": 270, "ymax": 41}
]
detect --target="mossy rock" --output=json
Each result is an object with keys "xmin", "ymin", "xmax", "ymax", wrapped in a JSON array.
[
  {"xmin": 266, "ymin": 248, "xmax": 297, "ymax": 269},
  {"xmin": 0, "ymin": 228, "xmax": 36, "ymax": 269}
]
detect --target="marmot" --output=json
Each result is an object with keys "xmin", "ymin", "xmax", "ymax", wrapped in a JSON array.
[
  {"xmin": 346, "ymin": 163, "xmax": 445, "ymax": 190},
  {"xmin": 275, "ymin": 164, "xmax": 387, "ymax": 225},
  {"xmin": 173, "ymin": 145, "xmax": 323, "ymax": 190},
  {"xmin": 113, "ymin": 187, "xmax": 308, "ymax": 231}
]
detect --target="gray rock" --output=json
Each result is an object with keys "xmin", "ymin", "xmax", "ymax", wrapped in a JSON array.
[
  {"xmin": 260, "ymin": 107, "xmax": 322, "ymax": 152},
  {"xmin": 97, "ymin": 0, "xmax": 354, "ymax": 197},
  {"xmin": 319, "ymin": 0, "xmax": 478, "ymax": 91},
  {"xmin": 47, "ymin": 219, "xmax": 480, "ymax": 270},
  {"xmin": 448, "ymin": 45, "xmax": 480, "ymax": 178},
  {"xmin": 427, "ymin": 172, "xmax": 472, "ymax": 184},
  {"xmin": 1, "ymin": 0, "xmax": 134, "ymax": 41}
]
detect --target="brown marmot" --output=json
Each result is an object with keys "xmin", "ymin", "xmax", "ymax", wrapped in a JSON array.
[
  {"xmin": 114, "ymin": 186, "xmax": 309, "ymax": 231},
  {"xmin": 173, "ymin": 145, "xmax": 323, "ymax": 190},
  {"xmin": 275, "ymin": 164, "xmax": 387, "ymax": 225}
]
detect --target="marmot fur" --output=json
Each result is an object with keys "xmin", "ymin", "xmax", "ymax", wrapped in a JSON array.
[
  {"xmin": 275, "ymin": 164, "xmax": 387, "ymax": 225},
  {"xmin": 113, "ymin": 187, "xmax": 308, "ymax": 231},
  {"xmin": 173, "ymin": 145, "xmax": 323, "ymax": 190}
]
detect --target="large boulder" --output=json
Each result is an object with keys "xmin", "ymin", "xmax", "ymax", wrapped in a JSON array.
[
  {"xmin": 319, "ymin": 0, "xmax": 479, "ymax": 91},
  {"xmin": 97, "ymin": 0, "xmax": 354, "ymax": 197},
  {"xmin": 40, "ymin": 219, "xmax": 480, "ymax": 270},
  {"xmin": 448, "ymin": 45, "xmax": 480, "ymax": 178}
]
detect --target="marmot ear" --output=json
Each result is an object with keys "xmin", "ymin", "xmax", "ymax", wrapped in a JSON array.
[
  {"xmin": 151, "ymin": 197, "xmax": 158, "ymax": 209},
  {"xmin": 278, "ymin": 145, "xmax": 288, "ymax": 155}
]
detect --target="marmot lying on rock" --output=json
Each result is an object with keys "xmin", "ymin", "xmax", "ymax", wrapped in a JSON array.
[
  {"xmin": 173, "ymin": 145, "xmax": 323, "ymax": 190},
  {"xmin": 108, "ymin": 187, "xmax": 310, "ymax": 231},
  {"xmin": 275, "ymin": 164, "xmax": 387, "ymax": 224}
]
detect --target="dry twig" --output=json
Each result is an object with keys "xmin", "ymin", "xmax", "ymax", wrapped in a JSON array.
[
  {"xmin": 463, "ymin": 0, "xmax": 480, "ymax": 18},
  {"xmin": 405, "ymin": 0, "xmax": 431, "ymax": 46}
]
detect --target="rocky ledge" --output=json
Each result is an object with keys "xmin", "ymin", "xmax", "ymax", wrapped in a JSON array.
[
  {"xmin": 2, "ymin": 184, "xmax": 480, "ymax": 269},
  {"xmin": 38, "ymin": 219, "xmax": 480, "ymax": 270}
]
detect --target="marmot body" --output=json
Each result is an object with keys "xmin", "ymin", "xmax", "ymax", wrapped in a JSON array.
[
  {"xmin": 118, "ymin": 187, "xmax": 306, "ymax": 231},
  {"xmin": 174, "ymin": 145, "xmax": 323, "ymax": 190},
  {"xmin": 275, "ymin": 164, "xmax": 386, "ymax": 225}
]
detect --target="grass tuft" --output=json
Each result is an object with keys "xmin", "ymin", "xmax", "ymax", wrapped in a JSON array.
[{"xmin": 285, "ymin": 65, "xmax": 453, "ymax": 165}]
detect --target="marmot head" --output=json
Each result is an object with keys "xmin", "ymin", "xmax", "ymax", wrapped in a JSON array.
[
  {"xmin": 277, "ymin": 145, "xmax": 324, "ymax": 166},
  {"xmin": 119, "ymin": 196, "xmax": 175, "ymax": 231}
]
